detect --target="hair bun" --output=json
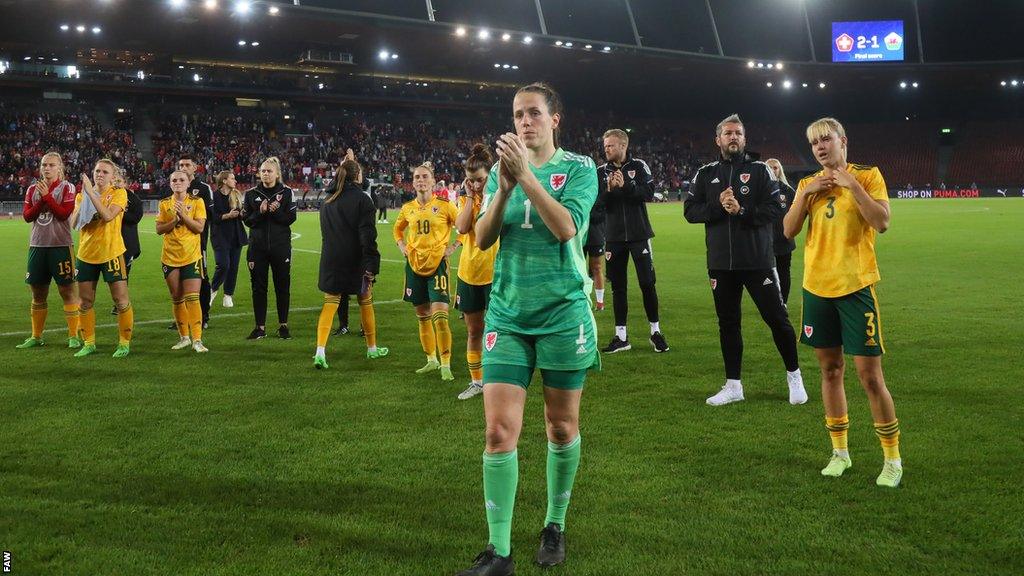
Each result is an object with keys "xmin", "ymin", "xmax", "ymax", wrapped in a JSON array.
[
  {"xmin": 470, "ymin": 143, "xmax": 489, "ymax": 158},
  {"xmin": 421, "ymin": 161, "xmax": 433, "ymax": 170}
]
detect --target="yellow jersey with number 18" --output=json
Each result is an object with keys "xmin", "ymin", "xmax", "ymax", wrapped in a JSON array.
[
  {"xmin": 76, "ymin": 187, "xmax": 127, "ymax": 264},
  {"xmin": 797, "ymin": 163, "xmax": 889, "ymax": 298},
  {"xmin": 393, "ymin": 197, "xmax": 458, "ymax": 276}
]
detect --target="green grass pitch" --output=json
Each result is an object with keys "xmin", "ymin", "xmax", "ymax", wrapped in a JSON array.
[{"xmin": 0, "ymin": 200, "xmax": 1021, "ymax": 575}]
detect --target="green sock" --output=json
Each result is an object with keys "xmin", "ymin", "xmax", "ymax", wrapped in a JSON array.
[
  {"xmin": 545, "ymin": 435, "xmax": 581, "ymax": 530},
  {"xmin": 483, "ymin": 450, "xmax": 518, "ymax": 557}
]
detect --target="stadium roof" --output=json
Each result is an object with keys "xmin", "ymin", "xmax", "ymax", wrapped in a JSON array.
[{"xmin": 0, "ymin": 0, "xmax": 1021, "ymax": 119}]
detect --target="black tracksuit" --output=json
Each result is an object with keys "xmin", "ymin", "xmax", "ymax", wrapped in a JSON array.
[
  {"xmin": 242, "ymin": 182, "xmax": 296, "ymax": 327},
  {"xmin": 319, "ymin": 182, "xmax": 380, "ymax": 295},
  {"xmin": 598, "ymin": 155, "xmax": 660, "ymax": 328},
  {"xmin": 187, "ymin": 178, "xmax": 215, "ymax": 322},
  {"xmin": 773, "ymin": 181, "xmax": 797, "ymax": 304},
  {"xmin": 684, "ymin": 151, "xmax": 798, "ymax": 379}
]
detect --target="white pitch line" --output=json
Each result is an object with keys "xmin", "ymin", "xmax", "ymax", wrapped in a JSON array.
[{"xmin": 0, "ymin": 299, "xmax": 404, "ymax": 338}]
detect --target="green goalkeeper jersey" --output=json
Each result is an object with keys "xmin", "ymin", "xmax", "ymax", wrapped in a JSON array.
[{"xmin": 480, "ymin": 148, "xmax": 598, "ymax": 335}]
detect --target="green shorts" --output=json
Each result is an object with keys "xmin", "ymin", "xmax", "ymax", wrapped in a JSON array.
[
  {"xmin": 76, "ymin": 254, "xmax": 128, "ymax": 284},
  {"xmin": 26, "ymin": 246, "xmax": 76, "ymax": 286},
  {"xmin": 483, "ymin": 364, "xmax": 588, "ymax": 390},
  {"xmin": 800, "ymin": 285, "xmax": 885, "ymax": 356},
  {"xmin": 455, "ymin": 280, "xmax": 491, "ymax": 313},
  {"xmin": 162, "ymin": 259, "xmax": 205, "ymax": 281},
  {"xmin": 482, "ymin": 317, "xmax": 601, "ymax": 389},
  {"xmin": 403, "ymin": 259, "xmax": 451, "ymax": 306}
]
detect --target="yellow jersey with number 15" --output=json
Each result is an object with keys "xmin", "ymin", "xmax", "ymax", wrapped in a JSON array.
[{"xmin": 797, "ymin": 163, "xmax": 889, "ymax": 298}]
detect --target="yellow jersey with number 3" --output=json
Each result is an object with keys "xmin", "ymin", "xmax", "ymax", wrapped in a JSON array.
[
  {"xmin": 393, "ymin": 197, "xmax": 458, "ymax": 276},
  {"xmin": 456, "ymin": 194, "xmax": 498, "ymax": 285},
  {"xmin": 797, "ymin": 163, "xmax": 889, "ymax": 298},
  {"xmin": 75, "ymin": 187, "xmax": 127, "ymax": 264},
  {"xmin": 156, "ymin": 195, "xmax": 207, "ymax": 266}
]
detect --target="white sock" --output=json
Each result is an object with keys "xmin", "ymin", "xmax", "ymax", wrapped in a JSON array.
[
  {"xmin": 787, "ymin": 368, "xmax": 802, "ymax": 379},
  {"xmin": 615, "ymin": 326, "xmax": 627, "ymax": 341},
  {"xmin": 427, "ymin": 355, "xmax": 438, "ymax": 364},
  {"xmin": 834, "ymin": 449, "xmax": 850, "ymax": 458},
  {"xmin": 367, "ymin": 346, "xmax": 377, "ymax": 354},
  {"xmin": 726, "ymin": 378, "xmax": 742, "ymax": 388},
  {"xmin": 595, "ymin": 289, "xmax": 605, "ymax": 303},
  {"xmin": 472, "ymin": 379, "xmax": 482, "ymax": 386},
  {"xmin": 650, "ymin": 321, "xmax": 660, "ymax": 335},
  {"xmin": 315, "ymin": 346, "xmax": 325, "ymax": 356},
  {"xmin": 886, "ymin": 458, "xmax": 902, "ymax": 467}
]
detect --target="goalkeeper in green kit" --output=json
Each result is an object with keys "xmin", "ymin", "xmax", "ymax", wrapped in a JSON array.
[{"xmin": 454, "ymin": 82, "xmax": 599, "ymax": 576}]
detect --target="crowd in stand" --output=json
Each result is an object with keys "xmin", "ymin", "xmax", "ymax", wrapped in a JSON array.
[
  {"xmin": 0, "ymin": 106, "xmax": 820, "ymax": 204},
  {"xmin": 0, "ymin": 110, "xmax": 146, "ymax": 199}
]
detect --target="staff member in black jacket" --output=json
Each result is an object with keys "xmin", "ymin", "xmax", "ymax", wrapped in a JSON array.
[
  {"xmin": 177, "ymin": 155, "xmax": 214, "ymax": 328},
  {"xmin": 312, "ymin": 159, "xmax": 387, "ymax": 369},
  {"xmin": 599, "ymin": 128, "xmax": 668, "ymax": 354},
  {"xmin": 112, "ymin": 174, "xmax": 143, "ymax": 315},
  {"xmin": 210, "ymin": 170, "xmax": 248, "ymax": 309},
  {"xmin": 765, "ymin": 158, "xmax": 796, "ymax": 304},
  {"xmin": 684, "ymin": 114, "xmax": 806, "ymax": 407},
  {"xmin": 242, "ymin": 156, "xmax": 296, "ymax": 340}
]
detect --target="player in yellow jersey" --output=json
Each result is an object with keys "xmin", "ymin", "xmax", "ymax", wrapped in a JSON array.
[
  {"xmin": 69, "ymin": 159, "xmax": 134, "ymax": 358},
  {"xmin": 453, "ymin": 144, "xmax": 500, "ymax": 400},
  {"xmin": 393, "ymin": 161, "xmax": 460, "ymax": 381},
  {"xmin": 784, "ymin": 117, "xmax": 902, "ymax": 488},
  {"xmin": 156, "ymin": 170, "xmax": 209, "ymax": 353}
]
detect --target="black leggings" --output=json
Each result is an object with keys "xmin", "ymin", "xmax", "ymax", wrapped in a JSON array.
[
  {"xmin": 606, "ymin": 240, "xmax": 660, "ymax": 326},
  {"xmin": 775, "ymin": 251, "xmax": 793, "ymax": 304},
  {"xmin": 708, "ymin": 268, "xmax": 799, "ymax": 380},
  {"xmin": 247, "ymin": 244, "xmax": 291, "ymax": 326}
]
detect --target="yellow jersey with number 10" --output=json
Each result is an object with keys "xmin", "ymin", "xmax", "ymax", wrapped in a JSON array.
[
  {"xmin": 797, "ymin": 163, "xmax": 889, "ymax": 298},
  {"xmin": 393, "ymin": 197, "xmax": 459, "ymax": 276}
]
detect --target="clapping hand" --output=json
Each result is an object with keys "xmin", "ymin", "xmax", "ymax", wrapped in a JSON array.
[
  {"xmin": 720, "ymin": 187, "xmax": 740, "ymax": 215},
  {"xmin": 608, "ymin": 170, "xmax": 625, "ymax": 190},
  {"xmin": 496, "ymin": 133, "xmax": 530, "ymax": 181},
  {"xmin": 80, "ymin": 173, "xmax": 95, "ymax": 196},
  {"xmin": 498, "ymin": 157, "xmax": 516, "ymax": 195}
]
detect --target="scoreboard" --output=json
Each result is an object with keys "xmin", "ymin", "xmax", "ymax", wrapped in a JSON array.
[{"xmin": 832, "ymin": 21, "xmax": 905, "ymax": 63}]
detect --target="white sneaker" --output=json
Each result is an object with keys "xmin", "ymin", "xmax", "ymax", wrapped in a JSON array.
[
  {"xmin": 457, "ymin": 382, "xmax": 483, "ymax": 400},
  {"xmin": 171, "ymin": 336, "xmax": 192, "ymax": 350},
  {"xmin": 706, "ymin": 382, "xmax": 744, "ymax": 406},
  {"xmin": 192, "ymin": 340, "xmax": 209, "ymax": 353},
  {"xmin": 222, "ymin": 294, "xmax": 234, "ymax": 308},
  {"xmin": 210, "ymin": 290, "xmax": 218, "ymax": 306},
  {"xmin": 382, "ymin": 219, "xmax": 388, "ymax": 224},
  {"xmin": 787, "ymin": 371, "xmax": 808, "ymax": 405}
]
